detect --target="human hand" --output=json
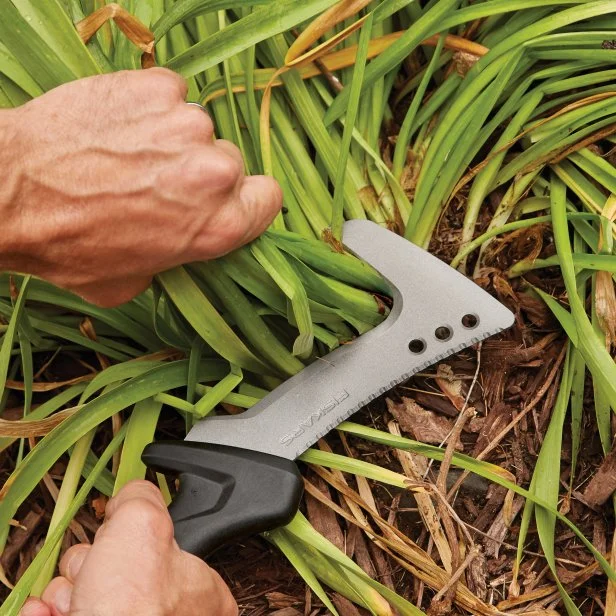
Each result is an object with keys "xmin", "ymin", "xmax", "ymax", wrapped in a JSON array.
[
  {"xmin": 20, "ymin": 480, "xmax": 237, "ymax": 616},
  {"xmin": 0, "ymin": 68, "xmax": 282, "ymax": 307}
]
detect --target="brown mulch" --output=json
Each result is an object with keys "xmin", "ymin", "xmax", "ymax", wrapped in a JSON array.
[{"xmin": 1, "ymin": 216, "xmax": 612, "ymax": 614}]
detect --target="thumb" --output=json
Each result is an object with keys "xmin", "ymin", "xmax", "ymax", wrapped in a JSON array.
[
  {"xmin": 18, "ymin": 598, "xmax": 51, "ymax": 616},
  {"xmin": 66, "ymin": 481, "xmax": 177, "ymax": 613},
  {"xmin": 237, "ymin": 175, "xmax": 283, "ymax": 243}
]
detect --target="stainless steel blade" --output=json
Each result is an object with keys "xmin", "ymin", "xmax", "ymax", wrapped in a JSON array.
[{"xmin": 186, "ymin": 220, "xmax": 514, "ymax": 460}]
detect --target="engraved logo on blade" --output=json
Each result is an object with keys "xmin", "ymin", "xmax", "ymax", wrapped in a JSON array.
[{"xmin": 279, "ymin": 390, "xmax": 350, "ymax": 446}]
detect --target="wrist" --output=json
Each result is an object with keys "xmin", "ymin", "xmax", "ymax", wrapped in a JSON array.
[{"xmin": 0, "ymin": 107, "xmax": 32, "ymax": 273}]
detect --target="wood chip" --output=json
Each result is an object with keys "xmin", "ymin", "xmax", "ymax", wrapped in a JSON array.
[
  {"xmin": 484, "ymin": 496, "xmax": 525, "ymax": 558},
  {"xmin": 582, "ymin": 445, "xmax": 616, "ymax": 508},
  {"xmin": 517, "ymin": 292, "xmax": 556, "ymax": 328},
  {"xmin": 1, "ymin": 508, "xmax": 45, "ymax": 571},
  {"xmin": 386, "ymin": 398, "xmax": 462, "ymax": 450},
  {"xmin": 592, "ymin": 518, "xmax": 607, "ymax": 556},
  {"xmin": 473, "ymin": 485, "xmax": 508, "ymax": 533},
  {"xmin": 347, "ymin": 525, "xmax": 377, "ymax": 579},
  {"xmin": 91, "ymin": 495, "xmax": 109, "ymax": 520},
  {"xmin": 305, "ymin": 475, "xmax": 345, "ymax": 552},
  {"xmin": 414, "ymin": 391, "xmax": 459, "ymax": 418},
  {"xmin": 332, "ymin": 594, "xmax": 365, "ymax": 616},
  {"xmin": 267, "ymin": 592, "xmax": 301, "ymax": 609},
  {"xmin": 466, "ymin": 548, "xmax": 488, "ymax": 601}
]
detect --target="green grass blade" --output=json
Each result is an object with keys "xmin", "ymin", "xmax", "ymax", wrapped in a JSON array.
[
  {"xmin": 11, "ymin": 0, "xmax": 100, "ymax": 77},
  {"xmin": 32, "ymin": 428, "xmax": 97, "ymax": 595},
  {"xmin": 158, "ymin": 267, "xmax": 272, "ymax": 374},
  {"xmin": 530, "ymin": 345, "xmax": 581, "ymax": 615},
  {"xmin": 194, "ymin": 261, "xmax": 304, "ymax": 375},
  {"xmin": 393, "ymin": 33, "xmax": 445, "ymax": 180},
  {"xmin": 251, "ymin": 237, "xmax": 314, "ymax": 360},
  {"xmin": 268, "ymin": 523, "xmax": 340, "ymax": 615},
  {"xmin": 193, "ymin": 363, "xmax": 242, "ymax": 417},
  {"xmin": 164, "ymin": 0, "xmax": 335, "ymax": 77},
  {"xmin": 0, "ymin": 42, "xmax": 44, "ymax": 96},
  {"xmin": 331, "ymin": 11, "xmax": 373, "ymax": 239},
  {"xmin": 113, "ymin": 397, "xmax": 163, "ymax": 493},
  {"xmin": 324, "ymin": 0, "xmax": 460, "ymax": 125},
  {"xmin": 0, "ymin": 277, "xmax": 31, "ymax": 394},
  {"xmin": 0, "ymin": 0, "xmax": 78, "ymax": 89},
  {"xmin": 153, "ymin": 0, "xmax": 272, "ymax": 38}
]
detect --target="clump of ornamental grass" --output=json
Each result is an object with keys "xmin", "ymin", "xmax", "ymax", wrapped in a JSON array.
[{"xmin": 1, "ymin": 1, "xmax": 616, "ymax": 614}]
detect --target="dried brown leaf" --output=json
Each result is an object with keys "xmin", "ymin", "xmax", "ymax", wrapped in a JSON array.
[
  {"xmin": 0, "ymin": 407, "xmax": 78, "ymax": 437},
  {"xmin": 286, "ymin": 0, "xmax": 372, "ymax": 63},
  {"xmin": 388, "ymin": 421, "xmax": 452, "ymax": 572},
  {"xmin": 6, "ymin": 374, "xmax": 93, "ymax": 392},
  {"xmin": 596, "ymin": 270, "xmax": 616, "ymax": 347},
  {"xmin": 595, "ymin": 195, "xmax": 616, "ymax": 348},
  {"xmin": 435, "ymin": 364, "xmax": 466, "ymax": 411},
  {"xmin": 76, "ymin": 3, "xmax": 155, "ymax": 68},
  {"xmin": 451, "ymin": 50, "xmax": 481, "ymax": 76}
]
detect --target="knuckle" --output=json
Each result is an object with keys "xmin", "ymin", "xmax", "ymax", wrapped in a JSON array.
[
  {"xmin": 211, "ymin": 153, "xmax": 243, "ymax": 192},
  {"xmin": 147, "ymin": 67, "xmax": 186, "ymax": 99},
  {"xmin": 121, "ymin": 499, "xmax": 174, "ymax": 542},
  {"xmin": 178, "ymin": 107, "xmax": 214, "ymax": 139},
  {"xmin": 184, "ymin": 151, "xmax": 241, "ymax": 192},
  {"xmin": 124, "ymin": 479, "xmax": 159, "ymax": 494}
]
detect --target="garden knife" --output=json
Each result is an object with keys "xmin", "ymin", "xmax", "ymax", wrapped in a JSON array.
[{"xmin": 142, "ymin": 220, "xmax": 514, "ymax": 558}]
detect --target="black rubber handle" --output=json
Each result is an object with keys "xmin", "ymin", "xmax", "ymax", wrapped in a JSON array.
[{"xmin": 141, "ymin": 441, "xmax": 303, "ymax": 558}]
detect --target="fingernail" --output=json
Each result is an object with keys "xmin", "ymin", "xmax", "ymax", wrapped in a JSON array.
[
  {"xmin": 65, "ymin": 549, "xmax": 88, "ymax": 581},
  {"xmin": 51, "ymin": 584, "xmax": 72, "ymax": 614}
]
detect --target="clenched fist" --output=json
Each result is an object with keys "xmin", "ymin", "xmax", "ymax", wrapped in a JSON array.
[
  {"xmin": 20, "ymin": 481, "xmax": 238, "ymax": 616},
  {"xmin": 0, "ymin": 68, "xmax": 282, "ymax": 307}
]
